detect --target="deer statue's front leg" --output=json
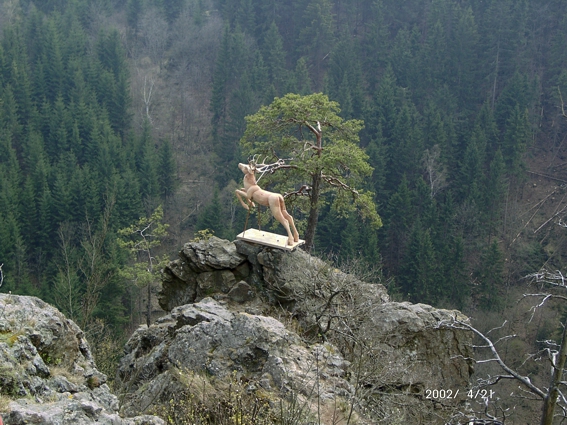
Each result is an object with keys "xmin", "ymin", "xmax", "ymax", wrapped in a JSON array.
[{"xmin": 235, "ymin": 189, "xmax": 251, "ymax": 210}]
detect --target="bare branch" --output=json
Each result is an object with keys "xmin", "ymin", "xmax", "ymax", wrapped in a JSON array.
[
  {"xmin": 284, "ymin": 185, "xmax": 312, "ymax": 199},
  {"xmin": 440, "ymin": 319, "xmax": 546, "ymax": 399},
  {"xmin": 486, "ymin": 320, "xmax": 509, "ymax": 335},
  {"xmin": 559, "ymin": 86, "xmax": 567, "ymax": 119},
  {"xmin": 527, "ymin": 269, "xmax": 567, "ymax": 288},
  {"xmin": 321, "ymin": 174, "xmax": 359, "ymax": 195},
  {"xmin": 248, "ymin": 156, "xmax": 298, "ymax": 183},
  {"xmin": 422, "ymin": 145, "xmax": 447, "ymax": 198},
  {"xmin": 0, "ymin": 263, "xmax": 3, "ymax": 288},
  {"xmin": 142, "ymin": 74, "xmax": 155, "ymax": 124}
]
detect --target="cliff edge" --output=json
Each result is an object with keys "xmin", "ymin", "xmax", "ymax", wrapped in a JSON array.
[
  {"xmin": 117, "ymin": 237, "xmax": 474, "ymax": 424},
  {"xmin": 0, "ymin": 293, "xmax": 163, "ymax": 425}
]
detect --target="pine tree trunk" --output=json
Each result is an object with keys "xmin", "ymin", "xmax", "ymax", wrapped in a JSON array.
[{"xmin": 304, "ymin": 172, "xmax": 321, "ymax": 252}]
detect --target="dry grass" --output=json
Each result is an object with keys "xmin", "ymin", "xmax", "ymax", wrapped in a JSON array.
[
  {"xmin": 148, "ymin": 370, "xmax": 278, "ymax": 425},
  {"xmin": 0, "ymin": 394, "xmax": 11, "ymax": 413}
]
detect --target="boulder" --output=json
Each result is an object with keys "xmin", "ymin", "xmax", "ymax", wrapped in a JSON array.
[
  {"xmin": 159, "ymin": 238, "xmax": 390, "ymax": 312},
  {"xmin": 181, "ymin": 236, "xmax": 246, "ymax": 272},
  {"xmin": 0, "ymin": 294, "xmax": 163, "ymax": 425},
  {"xmin": 227, "ymin": 280, "xmax": 255, "ymax": 303},
  {"xmin": 158, "ymin": 237, "xmax": 247, "ymax": 310},
  {"xmin": 363, "ymin": 301, "xmax": 473, "ymax": 392},
  {"xmin": 116, "ymin": 298, "xmax": 355, "ymax": 418},
  {"xmin": 158, "ymin": 259, "xmax": 198, "ymax": 311}
]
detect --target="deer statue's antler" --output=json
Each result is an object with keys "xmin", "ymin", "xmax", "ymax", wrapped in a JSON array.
[{"xmin": 247, "ymin": 154, "xmax": 260, "ymax": 171}]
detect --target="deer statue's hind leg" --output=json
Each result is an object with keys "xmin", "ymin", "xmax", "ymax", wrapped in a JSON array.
[
  {"xmin": 269, "ymin": 196, "xmax": 294, "ymax": 245},
  {"xmin": 280, "ymin": 198, "xmax": 299, "ymax": 242}
]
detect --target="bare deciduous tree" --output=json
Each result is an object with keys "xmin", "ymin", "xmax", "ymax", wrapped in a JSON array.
[
  {"xmin": 53, "ymin": 222, "xmax": 81, "ymax": 321},
  {"xmin": 79, "ymin": 198, "xmax": 115, "ymax": 330},
  {"xmin": 139, "ymin": 7, "xmax": 168, "ymax": 66},
  {"xmin": 141, "ymin": 72, "xmax": 156, "ymax": 124},
  {"xmin": 439, "ymin": 273, "xmax": 567, "ymax": 425},
  {"xmin": 422, "ymin": 144, "xmax": 448, "ymax": 198}
]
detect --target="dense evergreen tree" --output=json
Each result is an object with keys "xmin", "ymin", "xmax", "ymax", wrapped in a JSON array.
[
  {"xmin": 2, "ymin": 0, "xmax": 567, "ymax": 321},
  {"xmin": 262, "ymin": 22, "xmax": 287, "ymax": 95},
  {"xmin": 296, "ymin": 0, "xmax": 335, "ymax": 88},
  {"xmin": 383, "ymin": 176, "xmax": 413, "ymax": 277},
  {"xmin": 195, "ymin": 189, "xmax": 227, "ymax": 239},
  {"xmin": 475, "ymin": 240, "xmax": 505, "ymax": 310},
  {"xmin": 399, "ymin": 219, "xmax": 438, "ymax": 303}
]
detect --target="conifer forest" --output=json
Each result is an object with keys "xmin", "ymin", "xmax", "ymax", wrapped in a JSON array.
[{"xmin": 1, "ymin": 0, "xmax": 567, "ymax": 414}]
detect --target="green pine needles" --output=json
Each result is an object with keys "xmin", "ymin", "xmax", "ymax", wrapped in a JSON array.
[{"xmin": 240, "ymin": 93, "xmax": 382, "ymax": 251}]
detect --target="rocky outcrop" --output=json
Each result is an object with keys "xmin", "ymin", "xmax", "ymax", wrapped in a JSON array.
[
  {"xmin": 0, "ymin": 294, "xmax": 163, "ymax": 425},
  {"xmin": 159, "ymin": 236, "xmax": 390, "ymax": 310},
  {"xmin": 117, "ymin": 298, "xmax": 354, "ymax": 418},
  {"xmin": 150, "ymin": 238, "xmax": 474, "ymax": 423},
  {"xmin": 0, "ymin": 237, "xmax": 474, "ymax": 424},
  {"xmin": 158, "ymin": 237, "xmax": 249, "ymax": 311}
]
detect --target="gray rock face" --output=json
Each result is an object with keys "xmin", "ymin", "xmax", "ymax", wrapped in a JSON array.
[
  {"xmin": 0, "ymin": 294, "xmax": 163, "ymax": 425},
  {"xmin": 153, "ymin": 237, "xmax": 473, "ymax": 424},
  {"xmin": 0, "ymin": 237, "xmax": 475, "ymax": 425},
  {"xmin": 159, "ymin": 238, "xmax": 390, "ymax": 311},
  {"xmin": 182, "ymin": 236, "xmax": 246, "ymax": 272},
  {"xmin": 158, "ymin": 237, "xmax": 248, "ymax": 310},
  {"xmin": 116, "ymin": 298, "xmax": 354, "ymax": 417},
  {"xmin": 364, "ymin": 302, "xmax": 472, "ymax": 392},
  {"xmin": 227, "ymin": 280, "xmax": 255, "ymax": 303}
]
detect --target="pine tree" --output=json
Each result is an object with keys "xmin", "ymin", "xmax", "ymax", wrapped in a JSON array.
[
  {"xmin": 157, "ymin": 140, "xmax": 177, "ymax": 201},
  {"xmin": 196, "ymin": 189, "xmax": 227, "ymax": 239},
  {"xmin": 1, "ymin": 85, "xmax": 23, "ymax": 147},
  {"xmin": 361, "ymin": 0, "xmax": 389, "ymax": 92},
  {"xmin": 458, "ymin": 130, "xmax": 484, "ymax": 204},
  {"xmin": 399, "ymin": 219, "xmax": 438, "ymax": 304},
  {"xmin": 296, "ymin": 0, "xmax": 335, "ymax": 89},
  {"xmin": 484, "ymin": 149, "xmax": 507, "ymax": 237},
  {"xmin": 241, "ymin": 93, "xmax": 381, "ymax": 251},
  {"xmin": 383, "ymin": 176, "xmax": 413, "ymax": 276},
  {"xmin": 96, "ymin": 30, "xmax": 131, "ymax": 136},
  {"xmin": 475, "ymin": 240, "xmax": 505, "ymax": 311},
  {"xmin": 450, "ymin": 5, "xmax": 480, "ymax": 112},
  {"xmin": 366, "ymin": 130, "xmax": 387, "ymax": 205},
  {"xmin": 210, "ymin": 26, "xmax": 231, "ymax": 142},
  {"xmin": 439, "ymin": 235, "xmax": 469, "ymax": 308},
  {"xmin": 387, "ymin": 101, "xmax": 423, "ymax": 189},
  {"xmin": 368, "ymin": 65, "xmax": 397, "ymax": 146},
  {"xmin": 127, "ymin": 0, "xmax": 144, "ymax": 31},
  {"xmin": 41, "ymin": 18, "xmax": 65, "ymax": 103},
  {"xmin": 502, "ymin": 104, "xmax": 530, "ymax": 175},
  {"xmin": 262, "ymin": 21, "xmax": 287, "ymax": 95},
  {"xmin": 389, "ymin": 26, "xmax": 420, "ymax": 90},
  {"xmin": 327, "ymin": 38, "xmax": 365, "ymax": 120},
  {"xmin": 293, "ymin": 57, "xmax": 312, "ymax": 95},
  {"xmin": 51, "ymin": 168, "xmax": 72, "ymax": 224}
]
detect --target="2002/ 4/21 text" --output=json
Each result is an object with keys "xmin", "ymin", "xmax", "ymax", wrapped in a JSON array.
[{"xmin": 425, "ymin": 389, "xmax": 495, "ymax": 399}]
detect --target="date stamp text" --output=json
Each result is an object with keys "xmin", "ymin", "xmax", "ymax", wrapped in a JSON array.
[{"xmin": 425, "ymin": 389, "xmax": 495, "ymax": 400}]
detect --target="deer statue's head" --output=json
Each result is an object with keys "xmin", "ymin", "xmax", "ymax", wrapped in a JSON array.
[
  {"xmin": 238, "ymin": 156, "xmax": 257, "ymax": 176},
  {"xmin": 239, "ymin": 155, "xmax": 287, "ymax": 180},
  {"xmin": 238, "ymin": 162, "xmax": 255, "ymax": 175}
]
